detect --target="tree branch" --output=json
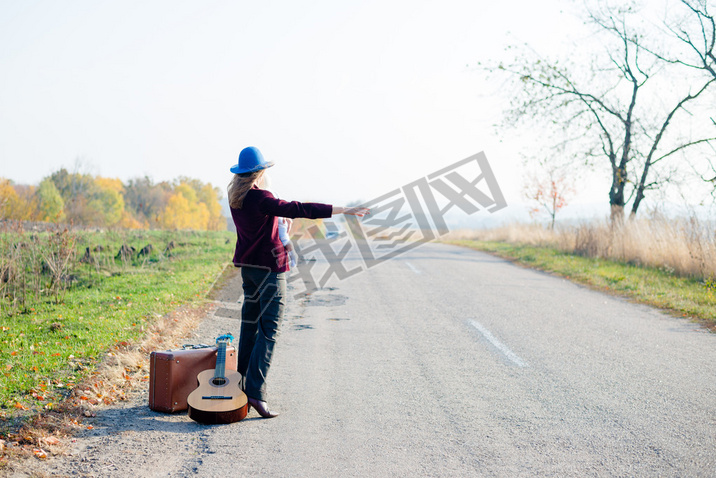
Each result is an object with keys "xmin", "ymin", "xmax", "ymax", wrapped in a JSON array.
[{"xmin": 652, "ymin": 137, "xmax": 716, "ymax": 164}]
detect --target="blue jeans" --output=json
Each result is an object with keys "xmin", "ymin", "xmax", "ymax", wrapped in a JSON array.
[{"xmin": 238, "ymin": 266, "xmax": 286, "ymax": 402}]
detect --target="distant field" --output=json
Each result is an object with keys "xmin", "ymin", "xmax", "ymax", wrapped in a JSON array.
[
  {"xmin": 447, "ymin": 218, "xmax": 716, "ymax": 280},
  {"xmin": 0, "ymin": 228, "xmax": 234, "ymax": 416}
]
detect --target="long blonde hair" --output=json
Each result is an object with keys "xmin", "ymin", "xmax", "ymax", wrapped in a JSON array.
[{"xmin": 228, "ymin": 170, "xmax": 265, "ymax": 209}]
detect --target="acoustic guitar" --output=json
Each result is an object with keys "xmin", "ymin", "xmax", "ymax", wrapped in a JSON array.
[{"xmin": 187, "ymin": 334, "xmax": 248, "ymax": 424}]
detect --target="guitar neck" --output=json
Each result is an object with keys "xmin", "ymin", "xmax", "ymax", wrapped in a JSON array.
[{"xmin": 214, "ymin": 342, "xmax": 227, "ymax": 380}]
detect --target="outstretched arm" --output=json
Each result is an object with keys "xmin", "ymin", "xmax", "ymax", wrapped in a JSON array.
[
  {"xmin": 257, "ymin": 190, "xmax": 369, "ymax": 218},
  {"xmin": 332, "ymin": 206, "xmax": 370, "ymax": 217}
]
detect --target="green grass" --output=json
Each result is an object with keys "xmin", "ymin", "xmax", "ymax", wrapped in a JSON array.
[
  {"xmin": 0, "ymin": 230, "xmax": 234, "ymax": 414},
  {"xmin": 447, "ymin": 240, "xmax": 716, "ymax": 329}
]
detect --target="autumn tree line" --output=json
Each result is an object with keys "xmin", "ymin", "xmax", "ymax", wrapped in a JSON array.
[{"xmin": 0, "ymin": 169, "xmax": 226, "ymax": 230}]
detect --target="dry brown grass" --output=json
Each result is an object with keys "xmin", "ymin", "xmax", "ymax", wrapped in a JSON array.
[{"xmin": 446, "ymin": 215, "xmax": 716, "ymax": 280}]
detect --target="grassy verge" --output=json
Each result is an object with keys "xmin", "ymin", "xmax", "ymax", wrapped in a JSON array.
[
  {"xmin": 446, "ymin": 240, "xmax": 716, "ymax": 330},
  {"xmin": 0, "ymin": 230, "xmax": 234, "ymax": 418}
]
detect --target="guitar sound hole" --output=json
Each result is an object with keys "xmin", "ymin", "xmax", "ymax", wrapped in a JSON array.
[{"xmin": 211, "ymin": 377, "xmax": 227, "ymax": 386}]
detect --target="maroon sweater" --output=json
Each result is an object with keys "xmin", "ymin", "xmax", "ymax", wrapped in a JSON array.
[{"xmin": 230, "ymin": 186, "xmax": 333, "ymax": 272}]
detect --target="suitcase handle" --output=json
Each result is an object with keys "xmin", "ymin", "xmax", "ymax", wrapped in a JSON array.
[{"xmin": 182, "ymin": 343, "xmax": 211, "ymax": 350}]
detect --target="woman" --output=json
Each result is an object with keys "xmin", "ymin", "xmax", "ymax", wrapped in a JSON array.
[{"xmin": 228, "ymin": 146, "xmax": 368, "ymax": 418}]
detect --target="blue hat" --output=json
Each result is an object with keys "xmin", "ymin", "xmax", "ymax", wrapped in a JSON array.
[{"xmin": 230, "ymin": 146, "xmax": 274, "ymax": 174}]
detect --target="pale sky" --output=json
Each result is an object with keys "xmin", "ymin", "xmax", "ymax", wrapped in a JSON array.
[{"xmin": 1, "ymin": 0, "xmax": 608, "ymax": 218}]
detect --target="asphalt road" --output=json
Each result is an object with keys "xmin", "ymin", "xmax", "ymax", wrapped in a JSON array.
[
  {"xmin": 205, "ymin": 241, "xmax": 716, "ymax": 476},
  {"xmin": 27, "ymin": 241, "xmax": 716, "ymax": 477}
]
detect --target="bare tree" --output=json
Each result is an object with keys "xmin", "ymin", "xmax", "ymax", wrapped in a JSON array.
[
  {"xmin": 490, "ymin": 0, "xmax": 716, "ymax": 221},
  {"xmin": 665, "ymin": 1, "xmax": 716, "ymax": 78},
  {"xmin": 523, "ymin": 166, "xmax": 575, "ymax": 230},
  {"xmin": 648, "ymin": 0, "xmax": 716, "ymax": 189}
]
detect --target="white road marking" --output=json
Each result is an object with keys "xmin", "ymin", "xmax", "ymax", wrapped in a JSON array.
[
  {"xmin": 405, "ymin": 262, "xmax": 421, "ymax": 274},
  {"xmin": 469, "ymin": 320, "xmax": 528, "ymax": 368}
]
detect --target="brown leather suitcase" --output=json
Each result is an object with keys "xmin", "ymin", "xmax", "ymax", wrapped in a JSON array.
[{"xmin": 149, "ymin": 345, "xmax": 238, "ymax": 413}]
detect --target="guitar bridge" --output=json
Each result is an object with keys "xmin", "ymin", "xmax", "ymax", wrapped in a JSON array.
[{"xmin": 201, "ymin": 396, "xmax": 233, "ymax": 400}]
